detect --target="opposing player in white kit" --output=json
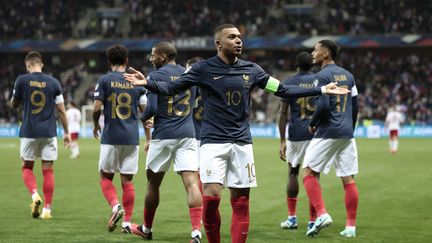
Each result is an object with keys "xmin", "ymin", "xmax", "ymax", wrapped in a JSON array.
[
  {"xmin": 385, "ymin": 105, "xmax": 405, "ymax": 154},
  {"xmin": 66, "ymin": 101, "xmax": 81, "ymax": 159},
  {"xmin": 278, "ymin": 52, "xmax": 317, "ymax": 231},
  {"xmin": 11, "ymin": 51, "xmax": 71, "ymax": 219},
  {"xmin": 93, "ymin": 44, "xmax": 147, "ymax": 233},
  {"xmin": 302, "ymin": 40, "xmax": 359, "ymax": 238}
]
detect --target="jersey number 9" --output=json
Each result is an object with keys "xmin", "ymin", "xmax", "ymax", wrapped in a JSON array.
[{"xmin": 30, "ymin": 90, "xmax": 46, "ymax": 114}]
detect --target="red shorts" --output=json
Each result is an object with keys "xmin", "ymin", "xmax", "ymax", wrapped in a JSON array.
[
  {"xmin": 389, "ymin": 130, "xmax": 398, "ymax": 138},
  {"xmin": 71, "ymin": 133, "xmax": 79, "ymax": 141}
]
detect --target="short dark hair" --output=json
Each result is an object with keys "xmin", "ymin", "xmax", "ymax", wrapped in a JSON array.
[
  {"xmin": 153, "ymin": 42, "xmax": 177, "ymax": 61},
  {"xmin": 186, "ymin": 57, "xmax": 204, "ymax": 67},
  {"xmin": 318, "ymin": 39, "xmax": 339, "ymax": 60},
  {"xmin": 106, "ymin": 44, "xmax": 128, "ymax": 65},
  {"xmin": 25, "ymin": 51, "xmax": 43, "ymax": 64},
  {"xmin": 295, "ymin": 51, "xmax": 313, "ymax": 71},
  {"xmin": 214, "ymin": 23, "xmax": 237, "ymax": 37}
]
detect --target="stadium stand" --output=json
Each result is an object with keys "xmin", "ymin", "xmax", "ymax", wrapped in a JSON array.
[{"xmin": 1, "ymin": 0, "xmax": 431, "ymax": 126}]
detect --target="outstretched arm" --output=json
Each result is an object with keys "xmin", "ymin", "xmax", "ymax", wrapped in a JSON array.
[
  {"xmin": 124, "ymin": 67, "xmax": 196, "ymax": 96},
  {"xmin": 261, "ymin": 76, "xmax": 349, "ymax": 98}
]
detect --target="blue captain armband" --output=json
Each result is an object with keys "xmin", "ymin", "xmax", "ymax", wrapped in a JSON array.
[{"xmin": 264, "ymin": 76, "xmax": 280, "ymax": 93}]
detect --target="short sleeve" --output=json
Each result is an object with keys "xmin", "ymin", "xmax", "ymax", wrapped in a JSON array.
[
  {"xmin": 351, "ymin": 85, "xmax": 358, "ymax": 97},
  {"xmin": 138, "ymin": 87, "xmax": 147, "ymax": 105},
  {"xmin": 54, "ymin": 78, "xmax": 63, "ymax": 96},
  {"xmin": 94, "ymin": 77, "xmax": 105, "ymax": 100},
  {"xmin": 12, "ymin": 76, "xmax": 23, "ymax": 100}
]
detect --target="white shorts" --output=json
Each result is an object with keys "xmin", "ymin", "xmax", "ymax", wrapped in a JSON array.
[
  {"xmin": 20, "ymin": 137, "xmax": 58, "ymax": 161},
  {"xmin": 146, "ymin": 138, "xmax": 198, "ymax": 173},
  {"xmin": 286, "ymin": 140, "xmax": 311, "ymax": 167},
  {"xmin": 197, "ymin": 140, "xmax": 201, "ymax": 165},
  {"xmin": 303, "ymin": 138, "xmax": 358, "ymax": 177},
  {"xmin": 199, "ymin": 143, "xmax": 257, "ymax": 188},
  {"xmin": 99, "ymin": 144, "xmax": 139, "ymax": 174}
]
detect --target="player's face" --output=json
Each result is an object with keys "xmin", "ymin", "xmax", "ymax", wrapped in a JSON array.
[
  {"xmin": 311, "ymin": 43, "xmax": 326, "ymax": 65},
  {"xmin": 150, "ymin": 47, "xmax": 164, "ymax": 69},
  {"xmin": 218, "ymin": 28, "xmax": 242, "ymax": 57}
]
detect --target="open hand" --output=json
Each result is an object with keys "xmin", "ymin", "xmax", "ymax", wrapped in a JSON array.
[
  {"xmin": 325, "ymin": 82, "xmax": 350, "ymax": 95},
  {"xmin": 123, "ymin": 67, "xmax": 148, "ymax": 86}
]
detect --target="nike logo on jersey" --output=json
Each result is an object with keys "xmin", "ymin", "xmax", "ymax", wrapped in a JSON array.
[{"xmin": 213, "ymin": 76, "xmax": 223, "ymax": 80}]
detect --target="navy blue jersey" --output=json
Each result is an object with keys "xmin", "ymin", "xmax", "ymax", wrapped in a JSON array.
[
  {"xmin": 94, "ymin": 72, "xmax": 146, "ymax": 145},
  {"xmin": 145, "ymin": 56, "xmax": 323, "ymax": 145},
  {"xmin": 12, "ymin": 72, "xmax": 62, "ymax": 138},
  {"xmin": 141, "ymin": 64, "xmax": 195, "ymax": 139},
  {"xmin": 193, "ymin": 86, "xmax": 204, "ymax": 140},
  {"xmin": 282, "ymin": 72, "xmax": 317, "ymax": 141},
  {"xmin": 310, "ymin": 64, "xmax": 358, "ymax": 139}
]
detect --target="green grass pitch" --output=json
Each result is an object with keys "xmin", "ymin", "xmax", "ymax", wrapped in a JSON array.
[{"xmin": 0, "ymin": 137, "xmax": 431, "ymax": 242}]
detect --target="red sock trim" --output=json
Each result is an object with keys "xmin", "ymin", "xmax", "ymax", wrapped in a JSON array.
[
  {"xmin": 22, "ymin": 165, "xmax": 37, "ymax": 194},
  {"xmin": 100, "ymin": 177, "xmax": 118, "ymax": 207},
  {"xmin": 309, "ymin": 201, "xmax": 317, "ymax": 221},
  {"xmin": 303, "ymin": 175, "xmax": 327, "ymax": 216},
  {"xmin": 231, "ymin": 196, "xmax": 250, "ymax": 243},
  {"xmin": 190, "ymin": 207, "xmax": 203, "ymax": 231},
  {"xmin": 344, "ymin": 182, "xmax": 359, "ymax": 226},
  {"xmin": 287, "ymin": 197, "xmax": 297, "ymax": 216},
  {"xmin": 203, "ymin": 195, "xmax": 221, "ymax": 243},
  {"xmin": 122, "ymin": 182, "xmax": 135, "ymax": 222},
  {"xmin": 42, "ymin": 168, "xmax": 54, "ymax": 206}
]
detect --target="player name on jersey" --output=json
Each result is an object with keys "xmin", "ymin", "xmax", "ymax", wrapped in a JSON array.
[
  {"xmin": 334, "ymin": 74, "xmax": 348, "ymax": 82},
  {"xmin": 29, "ymin": 81, "xmax": 47, "ymax": 88},
  {"xmin": 110, "ymin": 81, "xmax": 134, "ymax": 89}
]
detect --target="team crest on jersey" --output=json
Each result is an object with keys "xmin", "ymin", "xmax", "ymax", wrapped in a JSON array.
[
  {"xmin": 206, "ymin": 168, "xmax": 211, "ymax": 177},
  {"xmin": 243, "ymin": 74, "xmax": 251, "ymax": 88},
  {"xmin": 313, "ymin": 79, "xmax": 319, "ymax": 87}
]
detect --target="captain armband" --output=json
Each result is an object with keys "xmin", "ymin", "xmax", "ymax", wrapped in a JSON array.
[{"xmin": 264, "ymin": 76, "xmax": 280, "ymax": 93}]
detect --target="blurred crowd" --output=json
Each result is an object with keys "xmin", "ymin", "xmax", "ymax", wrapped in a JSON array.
[
  {"xmin": 1, "ymin": 0, "xmax": 431, "ymax": 125},
  {"xmin": 1, "ymin": 0, "xmax": 431, "ymax": 40},
  {"xmin": 1, "ymin": 50, "xmax": 431, "ymax": 125}
]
